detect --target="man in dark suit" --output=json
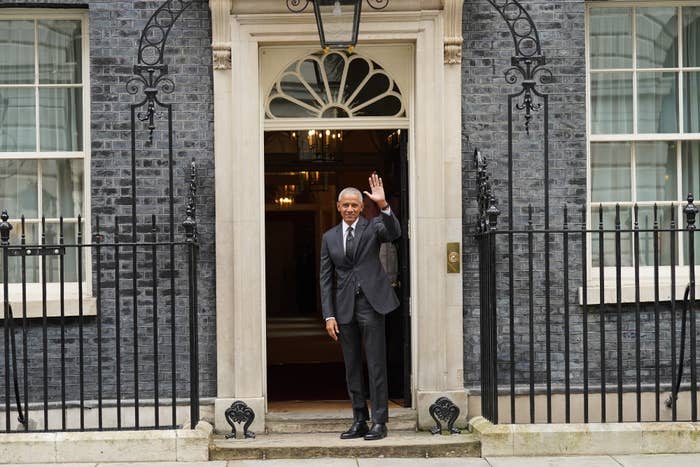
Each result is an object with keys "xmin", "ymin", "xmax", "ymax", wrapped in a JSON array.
[{"xmin": 320, "ymin": 173, "xmax": 401, "ymax": 441}]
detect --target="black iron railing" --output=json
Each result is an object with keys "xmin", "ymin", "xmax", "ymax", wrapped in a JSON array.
[
  {"xmin": 476, "ymin": 150, "xmax": 700, "ymax": 424},
  {"xmin": 0, "ymin": 164, "xmax": 199, "ymax": 433}
]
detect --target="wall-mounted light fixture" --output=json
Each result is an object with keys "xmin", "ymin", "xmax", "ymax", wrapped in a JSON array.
[{"xmin": 286, "ymin": 0, "xmax": 389, "ymax": 50}]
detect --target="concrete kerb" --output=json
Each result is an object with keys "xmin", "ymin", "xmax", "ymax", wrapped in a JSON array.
[
  {"xmin": 0, "ymin": 421, "xmax": 214, "ymax": 464},
  {"xmin": 468, "ymin": 416, "xmax": 700, "ymax": 457}
]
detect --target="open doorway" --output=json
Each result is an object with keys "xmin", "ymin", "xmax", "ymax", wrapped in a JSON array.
[{"xmin": 264, "ymin": 128, "xmax": 410, "ymax": 407}]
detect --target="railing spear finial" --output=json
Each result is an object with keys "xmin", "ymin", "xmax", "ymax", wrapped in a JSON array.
[
  {"xmin": 685, "ymin": 193, "xmax": 698, "ymax": 230},
  {"xmin": 0, "ymin": 210, "xmax": 12, "ymax": 245}
]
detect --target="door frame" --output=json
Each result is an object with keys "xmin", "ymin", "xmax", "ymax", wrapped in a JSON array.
[
  {"xmin": 260, "ymin": 43, "xmax": 414, "ymax": 409},
  {"xmin": 212, "ymin": 8, "xmax": 466, "ymax": 433}
]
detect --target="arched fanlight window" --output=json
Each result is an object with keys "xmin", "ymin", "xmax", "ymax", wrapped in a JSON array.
[{"xmin": 265, "ymin": 50, "xmax": 405, "ymax": 119}]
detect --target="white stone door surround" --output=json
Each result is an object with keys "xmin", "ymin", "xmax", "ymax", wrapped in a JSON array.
[{"xmin": 210, "ymin": 0, "xmax": 465, "ymax": 433}]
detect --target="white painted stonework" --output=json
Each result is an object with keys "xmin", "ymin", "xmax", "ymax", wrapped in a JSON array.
[
  {"xmin": 0, "ymin": 421, "xmax": 212, "ymax": 463},
  {"xmin": 211, "ymin": 0, "xmax": 465, "ymax": 432}
]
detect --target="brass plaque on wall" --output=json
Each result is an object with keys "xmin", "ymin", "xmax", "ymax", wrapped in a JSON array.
[{"xmin": 447, "ymin": 242, "xmax": 460, "ymax": 273}]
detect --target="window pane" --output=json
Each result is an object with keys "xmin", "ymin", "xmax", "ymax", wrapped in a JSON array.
[
  {"xmin": 685, "ymin": 72, "xmax": 700, "ymax": 133},
  {"xmin": 0, "ymin": 160, "xmax": 38, "ymax": 217},
  {"xmin": 637, "ymin": 206, "xmax": 675, "ymax": 267},
  {"xmin": 268, "ymin": 97, "xmax": 317, "ymax": 118},
  {"xmin": 38, "ymin": 20, "xmax": 82, "ymax": 84},
  {"xmin": 636, "ymin": 7, "xmax": 678, "ymax": 69},
  {"xmin": 353, "ymin": 94, "xmax": 402, "ymax": 117},
  {"xmin": 591, "ymin": 73, "xmax": 633, "ymax": 134},
  {"xmin": 0, "ymin": 223, "xmax": 38, "ymax": 284},
  {"xmin": 683, "ymin": 6, "xmax": 700, "ymax": 67},
  {"xmin": 42, "ymin": 159, "xmax": 83, "ymax": 218},
  {"xmin": 39, "ymin": 87, "xmax": 82, "ymax": 151},
  {"xmin": 0, "ymin": 88, "xmax": 36, "ymax": 152},
  {"xmin": 0, "ymin": 20, "xmax": 35, "ymax": 84},
  {"xmin": 637, "ymin": 72, "xmax": 678, "ymax": 133},
  {"xmin": 323, "ymin": 53, "xmax": 344, "ymax": 100},
  {"xmin": 682, "ymin": 141, "xmax": 700, "ymax": 200},
  {"xmin": 591, "ymin": 205, "xmax": 632, "ymax": 267},
  {"xmin": 44, "ymin": 222, "xmax": 79, "ymax": 283},
  {"xmin": 591, "ymin": 142, "xmax": 631, "ymax": 202},
  {"xmin": 589, "ymin": 8, "xmax": 632, "ymax": 69},
  {"xmin": 636, "ymin": 141, "xmax": 677, "ymax": 202}
]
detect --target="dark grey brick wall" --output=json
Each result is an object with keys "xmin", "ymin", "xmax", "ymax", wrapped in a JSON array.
[
  {"xmin": 0, "ymin": 0, "xmax": 216, "ymax": 409},
  {"xmin": 462, "ymin": 0, "xmax": 588, "ymax": 389}
]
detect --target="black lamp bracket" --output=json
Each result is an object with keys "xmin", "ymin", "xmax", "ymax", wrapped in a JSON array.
[{"xmin": 286, "ymin": 0, "xmax": 389, "ymax": 13}]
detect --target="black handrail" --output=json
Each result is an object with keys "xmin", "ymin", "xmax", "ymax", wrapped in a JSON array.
[
  {"xmin": 666, "ymin": 284, "xmax": 691, "ymax": 409},
  {"xmin": 7, "ymin": 304, "xmax": 26, "ymax": 426}
]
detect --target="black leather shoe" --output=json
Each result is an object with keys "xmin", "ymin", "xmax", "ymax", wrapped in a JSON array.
[
  {"xmin": 363, "ymin": 422, "xmax": 387, "ymax": 440},
  {"xmin": 340, "ymin": 421, "xmax": 369, "ymax": 439}
]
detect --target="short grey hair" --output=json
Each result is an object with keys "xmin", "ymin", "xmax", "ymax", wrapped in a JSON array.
[{"xmin": 337, "ymin": 187, "xmax": 363, "ymax": 202}]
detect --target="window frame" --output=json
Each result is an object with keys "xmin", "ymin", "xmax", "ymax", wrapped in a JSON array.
[
  {"xmin": 585, "ymin": 1, "xmax": 700, "ymax": 302},
  {"xmin": 0, "ymin": 8, "xmax": 92, "ymax": 314}
]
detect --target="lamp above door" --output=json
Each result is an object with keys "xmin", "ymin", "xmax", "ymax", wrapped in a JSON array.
[
  {"xmin": 286, "ymin": 0, "xmax": 389, "ymax": 50},
  {"xmin": 314, "ymin": 0, "xmax": 362, "ymax": 49}
]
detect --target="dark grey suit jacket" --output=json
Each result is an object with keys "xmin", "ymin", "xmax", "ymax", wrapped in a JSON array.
[{"xmin": 320, "ymin": 212, "xmax": 401, "ymax": 324}]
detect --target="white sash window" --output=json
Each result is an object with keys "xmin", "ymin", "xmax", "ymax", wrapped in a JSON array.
[
  {"xmin": 587, "ymin": 4, "xmax": 700, "ymax": 270},
  {"xmin": 0, "ymin": 10, "xmax": 90, "ymax": 312}
]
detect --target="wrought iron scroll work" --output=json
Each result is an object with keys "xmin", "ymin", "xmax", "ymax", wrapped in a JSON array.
[
  {"xmin": 428, "ymin": 397, "xmax": 461, "ymax": 435},
  {"xmin": 286, "ymin": 0, "xmax": 310, "ymax": 12},
  {"xmin": 183, "ymin": 159, "xmax": 198, "ymax": 242},
  {"xmin": 486, "ymin": 0, "xmax": 541, "ymax": 58},
  {"xmin": 286, "ymin": 0, "xmax": 389, "ymax": 13},
  {"xmin": 366, "ymin": 0, "xmax": 389, "ymax": 9},
  {"xmin": 486, "ymin": 0, "xmax": 552, "ymax": 135},
  {"xmin": 224, "ymin": 400, "xmax": 256, "ymax": 439},
  {"xmin": 126, "ymin": 0, "xmax": 200, "ymax": 139},
  {"xmin": 505, "ymin": 56, "xmax": 551, "ymax": 135},
  {"xmin": 475, "ymin": 150, "xmax": 500, "ymax": 234}
]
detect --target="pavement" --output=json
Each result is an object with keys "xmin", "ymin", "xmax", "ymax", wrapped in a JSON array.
[{"xmin": 2, "ymin": 456, "xmax": 700, "ymax": 467}]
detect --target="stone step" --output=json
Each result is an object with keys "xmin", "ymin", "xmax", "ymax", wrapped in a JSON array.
[
  {"xmin": 265, "ymin": 407, "xmax": 417, "ymax": 434},
  {"xmin": 210, "ymin": 431, "xmax": 481, "ymax": 460}
]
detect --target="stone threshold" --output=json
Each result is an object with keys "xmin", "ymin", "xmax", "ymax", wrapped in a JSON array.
[
  {"xmin": 210, "ymin": 431, "xmax": 480, "ymax": 460},
  {"xmin": 265, "ymin": 407, "xmax": 417, "ymax": 434},
  {"xmin": 469, "ymin": 416, "xmax": 700, "ymax": 457},
  {"xmin": 0, "ymin": 421, "xmax": 213, "ymax": 464}
]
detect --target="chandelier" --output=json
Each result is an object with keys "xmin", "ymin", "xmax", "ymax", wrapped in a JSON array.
[
  {"xmin": 292, "ymin": 129, "xmax": 343, "ymax": 162},
  {"xmin": 274, "ymin": 183, "xmax": 298, "ymax": 207}
]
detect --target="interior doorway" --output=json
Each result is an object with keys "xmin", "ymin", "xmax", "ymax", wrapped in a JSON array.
[{"xmin": 264, "ymin": 128, "xmax": 411, "ymax": 406}]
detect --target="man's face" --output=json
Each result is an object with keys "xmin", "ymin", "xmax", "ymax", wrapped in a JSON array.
[{"xmin": 337, "ymin": 193, "xmax": 363, "ymax": 225}]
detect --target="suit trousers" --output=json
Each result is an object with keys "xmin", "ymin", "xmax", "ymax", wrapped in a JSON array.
[{"xmin": 338, "ymin": 291, "xmax": 388, "ymax": 424}]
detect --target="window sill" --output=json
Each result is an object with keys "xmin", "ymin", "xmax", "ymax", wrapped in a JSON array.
[
  {"xmin": 1, "ymin": 284, "xmax": 96, "ymax": 319},
  {"xmin": 1, "ymin": 297, "xmax": 97, "ymax": 319},
  {"xmin": 579, "ymin": 283, "xmax": 695, "ymax": 306}
]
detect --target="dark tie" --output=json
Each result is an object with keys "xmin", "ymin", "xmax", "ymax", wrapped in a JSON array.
[{"xmin": 346, "ymin": 226, "xmax": 355, "ymax": 261}]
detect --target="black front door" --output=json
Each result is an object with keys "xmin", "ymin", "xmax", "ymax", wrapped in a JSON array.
[{"xmin": 385, "ymin": 130, "xmax": 411, "ymax": 407}]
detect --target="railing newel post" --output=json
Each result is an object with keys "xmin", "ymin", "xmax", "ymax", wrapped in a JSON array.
[
  {"xmin": 184, "ymin": 159, "xmax": 200, "ymax": 428},
  {"xmin": 1, "ymin": 210, "xmax": 13, "ymax": 432},
  {"xmin": 685, "ymin": 193, "xmax": 698, "ymax": 421}
]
